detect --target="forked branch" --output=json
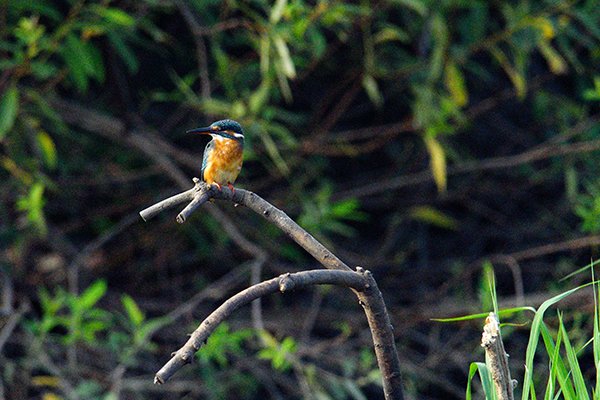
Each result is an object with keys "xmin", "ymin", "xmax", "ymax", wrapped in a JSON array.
[{"xmin": 140, "ymin": 180, "xmax": 404, "ymax": 400}]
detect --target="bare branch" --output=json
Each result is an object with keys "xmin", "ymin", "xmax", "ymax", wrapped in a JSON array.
[
  {"xmin": 154, "ymin": 269, "xmax": 369, "ymax": 385},
  {"xmin": 336, "ymin": 115, "xmax": 600, "ymax": 200},
  {"xmin": 140, "ymin": 179, "xmax": 350, "ymax": 271},
  {"xmin": 141, "ymin": 182, "xmax": 405, "ymax": 399}
]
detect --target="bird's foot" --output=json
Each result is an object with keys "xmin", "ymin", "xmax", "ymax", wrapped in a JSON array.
[
  {"xmin": 227, "ymin": 183, "xmax": 235, "ymax": 195},
  {"xmin": 213, "ymin": 182, "xmax": 222, "ymax": 191}
]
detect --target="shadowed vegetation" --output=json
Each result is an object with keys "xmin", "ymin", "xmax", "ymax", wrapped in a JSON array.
[{"xmin": 1, "ymin": 0, "xmax": 600, "ymax": 398}]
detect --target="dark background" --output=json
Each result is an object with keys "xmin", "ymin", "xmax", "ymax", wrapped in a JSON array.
[{"xmin": 1, "ymin": 0, "xmax": 600, "ymax": 398}]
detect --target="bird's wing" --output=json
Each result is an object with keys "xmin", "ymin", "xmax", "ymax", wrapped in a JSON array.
[{"xmin": 201, "ymin": 140, "xmax": 214, "ymax": 181}]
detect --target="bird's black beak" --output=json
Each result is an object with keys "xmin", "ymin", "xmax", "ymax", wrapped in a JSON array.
[{"xmin": 186, "ymin": 126, "xmax": 214, "ymax": 135}]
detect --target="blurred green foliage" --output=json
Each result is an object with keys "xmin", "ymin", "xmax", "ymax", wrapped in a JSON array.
[
  {"xmin": 257, "ymin": 331, "xmax": 297, "ymax": 371},
  {"xmin": 1, "ymin": 0, "xmax": 600, "ymax": 398}
]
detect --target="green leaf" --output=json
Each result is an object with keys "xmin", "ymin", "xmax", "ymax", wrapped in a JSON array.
[
  {"xmin": 558, "ymin": 312, "xmax": 590, "ymax": 400},
  {"xmin": 107, "ymin": 32, "xmax": 138, "ymax": 74},
  {"xmin": 540, "ymin": 323, "xmax": 577, "ymax": 399},
  {"xmin": 84, "ymin": 41, "xmax": 106, "ymax": 83},
  {"xmin": 542, "ymin": 323, "xmax": 560, "ymax": 400},
  {"xmin": 331, "ymin": 199, "xmax": 367, "ymax": 221},
  {"xmin": 594, "ymin": 270, "xmax": 600, "ymax": 399},
  {"xmin": 445, "ymin": 61, "xmax": 468, "ymax": 107},
  {"xmin": 432, "ymin": 306, "xmax": 535, "ymax": 322},
  {"xmin": 362, "ymin": 75, "xmax": 384, "ymax": 108},
  {"xmin": 429, "ymin": 14, "xmax": 448, "ymax": 82},
  {"xmin": 62, "ymin": 34, "xmax": 91, "ymax": 92},
  {"xmin": 121, "ymin": 295, "xmax": 145, "ymax": 327},
  {"xmin": 0, "ymin": 85, "xmax": 19, "ymax": 139},
  {"xmin": 537, "ymin": 40, "xmax": 567, "ymax": 75},
  {"xmin": 78, "ymin": 280, "xmax": 107, "ymax": 310},
  {"xmin": 372, "ymin": 25, "xmax": 410, "ymax": 44},
  {"xmin": 424, "ymin": 135, "xmax": 447, "ymax": 193},
  {"xmin": 16, "ymin": 181, "xmax": 47, "ymax": 233},
  {"xmin": 273, "ymin": 34, "xmax": 296, "ymax": 79},
  {"xmin": 466, "ymin": 362, "xmax": 495, "ymax": 400},
  {"xmin": 98, "ymin": 7, "xmax": 136, "ymax": 27},
  {"xmin": 257, "ymin": 332, "xmax": 296, "ymax": 371},
  {"xmin": 259, "ymin": 34, "xmax": 271, "ymax": 76},
  {"xmin": 199, "ymin": 323, "xmax": 253, "ymax": 367},
  {"xmin": 479, "ymin": 261, "xmax": 497, "ymax": 314},
  {"xmin": 521, "ymin": 285, "xmax": 586, "ymax": 400},
  {"xmin": 583, "ymin": 77, "xmax": 600, "ymax": 101},
  {"xmin": 36, "ymin": 131, "xmax": 57, "ymax": 170},
  {"xmin": 409, "ymin": 206, "xmax": 457, "ymax": 230},
  {"xmin": 258, "ymin": 125, "xmax": 290, "ymax": 175},
  {"xmin": 270, "ymin": 0, "xmax": 287, "ymax": 24},
  {"xmin": 30, "ymin": 62, "xmax": 59, "ymax": 80},
  {"xmin": 490, "ymin": 47, "xmax": 526, "ymax": 100}
]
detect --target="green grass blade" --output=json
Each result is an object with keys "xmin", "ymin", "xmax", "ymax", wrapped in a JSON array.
[
  {"xmin": 522, "ymin": 285, "xmax": 584, "ymax": 400},
  {"xmin": 541, "ymin": 322, "xmax": 575, "ymax": 399},
  {"xmin": 593, "ymin": 267, "xmax": 600, "ymax": 398},
  {"xmin": 479, "ymin": 260, "xmax": 496, "ymax": 313},
  {"xmin": 466, "ymin": 362, "xmax": 496, "ymax": 400},
  {"xmin": 433, "ymin": 306, "xmax": 535, "ymax": 322},
  {"xmin": 558, "ymin": 312, "xmax": 590, "ymax": 400},
  {"xmin": 560, "ymin": 258, "xmax": 600, "ymax": 282}
]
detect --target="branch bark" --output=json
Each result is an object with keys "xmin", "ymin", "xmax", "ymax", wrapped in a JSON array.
[
  {"xmin": 481, "ymin": 313, "xmax": 515, "ymax": 400},
  {"xmin": 140, "ymin": 179, "xmax": 349, "ymax": 271},
  {"xmin": 140, "ymin": 180, "xmax": 404, "ymax": 399},
  {"xmin": 154, "ymin": 269, "xmax": 368, "ymax": 384}
]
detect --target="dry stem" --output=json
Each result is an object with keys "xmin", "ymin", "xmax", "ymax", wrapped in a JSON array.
[{"xmin": 481, "ymin": 313, "xmax": 515, "ymax": 400}]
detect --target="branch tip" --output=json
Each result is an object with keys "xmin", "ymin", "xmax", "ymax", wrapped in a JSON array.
[{"xmin": 481, "ymin": 312, "xmax": 514, "ymax": 400}]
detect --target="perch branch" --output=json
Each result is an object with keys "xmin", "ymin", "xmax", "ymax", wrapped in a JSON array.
[
  {"xmin": 140, "ymin": 179, "xmax": 350, "ymax": 272},
  {"xmin": 481, "ymin": 313, "xmax": 515, "ymax": 400},
  {"xmin": 141, "ymin": 181, "xmax": 404, "ymax": 399}
]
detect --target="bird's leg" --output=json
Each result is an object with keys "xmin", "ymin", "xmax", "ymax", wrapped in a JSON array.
[{"xmin": 227, "ymin": 182, "xmax": 235, "ymax": 195}]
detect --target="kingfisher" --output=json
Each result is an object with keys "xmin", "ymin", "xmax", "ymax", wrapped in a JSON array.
[{"xmin": 187, "ymin": 119, "xmax": 244, "ymax": 192}]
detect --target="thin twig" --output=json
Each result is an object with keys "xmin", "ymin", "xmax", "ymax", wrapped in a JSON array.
[
  {"xmin": 176, "ymin": 1, "xmax": 211, "ymax": 99},
  {"xmin": 0, "ymin": 302, "xmax": 29, "ymax": 353},
  {"xmin": 488, "ymin": 255, "xmax": 525, "ymax": 306},
  {"xmin": 337, "ymin": 134, "xmax": 600, "ymax": 200},
  {"xmin": 0, "ymin": 265, "xmax": 14, "ymax": 316},
  {"xmin": 508, "ymin": 235, "xmax": 600, "ymax": 261}
]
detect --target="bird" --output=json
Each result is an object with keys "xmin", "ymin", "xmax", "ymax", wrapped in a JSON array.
[{"xmin": 187, "ymin": 119, "xmax": 244, "ymax": 192}]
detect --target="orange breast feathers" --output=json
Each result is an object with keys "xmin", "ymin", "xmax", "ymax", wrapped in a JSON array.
[{"xmin": 203, "ymin": 137, "xmax": 243, "ymax": 186}]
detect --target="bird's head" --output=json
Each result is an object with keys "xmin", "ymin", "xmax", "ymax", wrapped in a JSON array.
[{"xmin": 187, "ymin": 119, "xmax": 244, "ymax": 141}]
